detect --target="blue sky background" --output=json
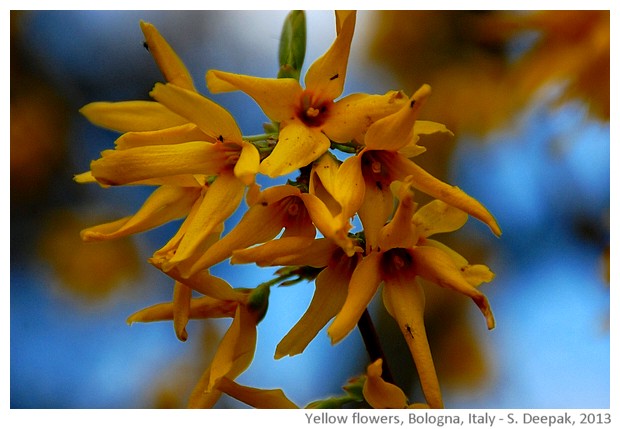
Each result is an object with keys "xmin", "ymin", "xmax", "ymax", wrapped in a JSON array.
[{"xmin": 9, "ymin": 10, "xmax": 611, "ymax": 409}]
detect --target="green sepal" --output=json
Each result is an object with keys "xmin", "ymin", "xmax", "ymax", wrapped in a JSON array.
[
  {"xmin": 278, "ymin": 10, "xmax": 306, "ymax": 80},
  {"xmin": 247, "ymin": 283, "xmax": 270, "ymax": 323},
  {"xmin": 305, "ymin": 375, "xmax": 367, "ymax": 409}
]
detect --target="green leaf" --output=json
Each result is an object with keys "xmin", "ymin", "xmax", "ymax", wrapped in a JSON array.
[{"xmin": 278, "ymin": 10, "xmax": 306, "ymax": 80}]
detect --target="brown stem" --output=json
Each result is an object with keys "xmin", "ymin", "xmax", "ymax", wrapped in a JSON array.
[{"xmin": 357, "ymin": 309, "xmax": 395, "ymax": 384}]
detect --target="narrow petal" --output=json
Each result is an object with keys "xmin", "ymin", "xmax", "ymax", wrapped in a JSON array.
[
  {"xmin": 188, "ymin": 305, "xmax": 257, "ymax": 408},
  {"xmin": 378, "ymin": 179, "xmax": 419, "ymax": 250},
  {"xmin": 234, "ymin": 141, "xmax": 260, "ymax": 185},
  {"xmin": 73, "ymin": 171, "xmax": 97, "ymax": 184},
  {"xmin": 259, "ymin": 122, "xmax": 331, "ymax": 178},
  {"xmin": 385, "ymin": 154, "xmax": 502, "ymax": 236},
  {"xmin": 186, "ymin": 199, "xmax": 288, "ymax": 276},
  {"xmin": 304, "ymin": 11, "xmax": 356, "ymax": 100},
  {"xmin": 207, "ymin": 70, "xmax": 301, "ymax": 122},
  {"xmin": 364, "ymin": 85, "xmax": 432, "ymax": 152},
  {"xmin": 276, "ymin": 254, "xmax": 352, "ymax": 358},
  {"xmin": 383, "ymin": 278, "xmax": 444, "ymax": 408},
  {"xmin": 151, "ymin": 83, "xmax": 242, "ymax": 143},
  {"xmin": 126, "ymin": 294, "xmax": 238, "ymax": 324},
  {"xmin": 327, "ymin": 251, "xmax": 383, "ymax": 344},
  {"xmin": 422, "ymin": 239, "xmax": 495, "ymax": 287},
  {"xmin": 114, "ymin": 123, "xmax": 212, "ymax": 150},
  {"xmin": 335, "ymin": 10, "xmax": 356, "ymax": 34},
  {"xmin": 357, "ymin": 175, "xmax": 394, "ymax": 253},
  {"xmin": 231, "ymin": 236, "xmax": 334, "ymax": 268},
  {"xmin": 363, "ymin": 359, "xmax": 409, "ymax": 409},
  {"xmin": 216, "ymin": 377, "xmax": 299, "ymax": 409},
  {"xmin": 413, "ymin": 120, "xmax": 454, "ymax": 139},
  {"xmin": 90, "ymin": 141, "xmax": 225, "ymax": 185},
  {"xmin": 412, "ymin": 199, "xmax": 469, "ymax": 238},
  {"xmin": 80, "ymin": 101, "xmax": 187, "ymax": 133},
  {"xmin": 333, "ymin": 153, "xmax": 365, "ymax": 220},
  {"xmin": 150, "ymin": 259, "xmax": 242, "ymax": 302},
  {"xmin": 301, "ymin": 193, "xmax": 354, "ymax": 255},
  {"xmin": 412, "ymin": 245, "xmax": 496, "ymax": 330},
  {"xmin": 310, "ymin": 153, "xmax": 341, "ymax": 202},
  {"xmin": 140, "ymin": 21, "xmax": 195, "ymax": 91},
  {"xmin": 80, "ymin": 185, "xmax": 200, "ymax": 241},
  {"xmin": 172, "ymin": 281, "xmax": 192, "ymax": 341},
  {"xmin": 167, "ymin": 174, "xmax": 245, "ymax": 271},
  {"xmin": 309, "ymin": 157, "xmax": 342, "ymax": 217},
  {"xmin": 323, "ymin": 91, "xmax": 408, "ymax": 143},
  {"xmin": 206, "ymin": 305, "xmax": 258, "ymax": 391}
]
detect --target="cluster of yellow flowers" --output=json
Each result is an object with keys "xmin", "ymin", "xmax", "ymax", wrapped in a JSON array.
[{"xmin": 76, "ymin": 11, "xmax": 500, "ymax": 408}]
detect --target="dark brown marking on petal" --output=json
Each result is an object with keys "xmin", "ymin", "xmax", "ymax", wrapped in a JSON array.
[
  {"xmin": 329, "ymin": 73, "xmax": 339, "ymax": 81},
  {"xmin": 405, "ymin": 324, "xmax": 414, "ymax": 339},
  {"xmin": 409, "ymin": 99, "xmax": 416, "ymax": 108}
]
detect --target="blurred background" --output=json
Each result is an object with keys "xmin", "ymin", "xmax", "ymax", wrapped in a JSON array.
[{"xmin": 10, "ymin": 10, "xmax": 610, "ymax": 408}]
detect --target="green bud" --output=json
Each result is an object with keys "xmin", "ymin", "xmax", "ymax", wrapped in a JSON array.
[
  {"xmin": 278, "ymin": 10, "xmax": 306, "ymax": 80},
  {"xmin": 247, "ymin": 282, "xmax": 270, "ymax": 323}
]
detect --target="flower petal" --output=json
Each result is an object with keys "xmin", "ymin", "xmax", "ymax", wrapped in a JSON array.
[
  {"xmin": 150, "ymin": 83, "xmax": 242, "ymax": 143},
  {"xmin": 300, "ymin": 193, "xmax": 354, "ymax": 255},
  {"xmin": 357, "ymin": 174, "xmax": 394, "ymax": 253},
  {"xmin": 140, "ymin": 21, "xmax": 195, "ymax": 91},
  {"xmin": 259, "ymin": 121, "xmax": 331, "ymax": 178},
  {"xmin": 385, "ymin": 154, "xmax": 502, "ymax": 236},
  {"xmin": 383, "ymin": 278, "xmax": 443, "ymax": 409},
  {"xmin": 276, "ymin": 253, "xmax": 352, "ymax": 358},
  {"xmin": 333, "ymin": 154, "xmax": 365, "ymax": 221},
  {"xmin": 411, "ymin": 245, "xmax": 495, "ymax": 330},
  {"xmin": 327, "ymin": 251, "xmax": 382, "ymax": 344},
  {"xmin": 364, "ymin": 85, "xmax": 432, "ymax": 152},
  {"xmin": 90, "ymin": 141, "xmax": 224, "ymax": 185},
  {"xmin": 216, "ymin": 377, "xmax": 299, "ymax": 409},
  {"xmin": 80, "ymin": 101, "xmax": 188, "ymax": 133},
  {"xmin": 363, "ymin": 359, "xmax": 409, "ymax": 409},
  {"xmin": 114, "ymin": 123, "xmax": 213, "ymax": 150},
  {"xmin": 323, "ymin": 91, "xmax": 408, "ymax": 143},
  {"xmin": 378, "ymin": 180, "xmax": 420, "ymax": 250},
  {"xmin": 231, "ymin": 236, "xmax": 335, "ymax": 268},
  {"xmin": 172, "ymin": 281, "xmax": 192, "ymax": 341},
  {"xmin": 412, "ymin": 199, "xmax": 468, "ymax": 238},
  {"xmin": 185, "ymin": 196, "xmax": 290, "ymax": 276},
  {"xmin": 126, "ymin": 294, "xmax": 237, "ymax": 325},
  {"xmin": 207, "ymin": 70, "xmax": 301, "ymax": 122},
  {"xmin": 166, "ymin": 173, "xmax": 245, "ymax": 271},
  {"xmin": 188, "ymin": 304, "xmax": 258, "ymax": 408},
  {"xmin": 80, "ymin": 185, "xmax": 200, "ymax": 241},
  {"xmin": 304, "ymin": 11, "xmax": 355, "ymax": 100},
  {"xmin": 234, "ymin": 141, "xmax": 260, "ymax": 185}
]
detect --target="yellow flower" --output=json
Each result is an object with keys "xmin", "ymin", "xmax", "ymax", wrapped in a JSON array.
[
  {"xmin": 337, "ymin": 85, "xmax": 501, "ymax": 250},
  {"xmin": 206, "ymin": 11, "xmax": 408, "ymax": 177},
  {"xmin": 508, "ymin": 10, "xmax": 610, "ymax": 120},
  {"xmin": 231, "ymin": 237, "xmax": 363, "ymax": 358},
  {"xmin": 182, "ymin": 184, "xmax": 352, "ymax": 277},
  {"xmin": 188, "ymin": 287, "xmax": 267, "ymax": 408},
  {"xmin": 327, "ymin": 177, "xmax": 496, "ymax": 408},
  {"xmin": 78, "ymin": 23, "xmax": 260, "ymax": 270}
]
